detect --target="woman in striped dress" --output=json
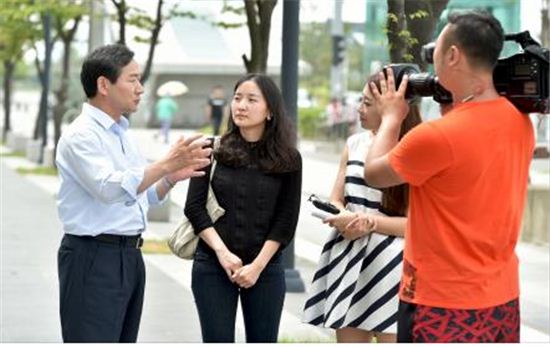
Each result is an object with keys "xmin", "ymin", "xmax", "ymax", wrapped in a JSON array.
[{"xmin": 302, "ymin": 72, "xmax": 421, "ymax": 342}]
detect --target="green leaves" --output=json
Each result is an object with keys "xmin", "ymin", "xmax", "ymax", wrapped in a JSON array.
[
  {"xmin": 127, "ymin": 13, "xmax": 155, "ymax": 29},
  {"xmin": 211, "ymin": 0, "xmax": 247, "ymax": 29},
  {"xmin": 398, "ymin": 29, "xmax": 419, "ymax": 47},
  {"xmin": 0, "ymin": 0, "xmax": 38, "ymax": 63},
  {"xmin": 385, "ymin": 0, "xmax": 450, "ymax": 67},
  {"xmin": 221, "ymin": 2, "xmax": 246, "ymax": 16},
  {"xmin": 0, "ymin": 0, "xmax": 87, "ymax": 64},
  {"xmin": 387, "ymin": 13, "xmax": 399, "ymax": 24},
  {"xmin": 408, "ymin": 10, "xmax": 429, "ymax": 20}
]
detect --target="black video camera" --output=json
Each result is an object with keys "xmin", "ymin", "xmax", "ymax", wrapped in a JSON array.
[{"xmin": 388, "ymin": 31, "xmax": 549, "ymax": 114}]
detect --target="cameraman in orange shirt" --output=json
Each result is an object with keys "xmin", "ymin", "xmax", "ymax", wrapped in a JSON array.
[{"xmin": 364, "ymin": 10, "xmax": 534, "ymax": 342}]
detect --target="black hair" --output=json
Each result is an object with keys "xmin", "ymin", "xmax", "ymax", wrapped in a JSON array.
[
  {"xmin": 80, "ymin": 44, "xmax": 135, "ymax": 98},
  {"xmin": 367, "ymin": 72, "xmax": 422, "ymax": 217},
  {"xmin": 216, "ymin": 74, "xmax": 300, "ymax": 173},
  {"xmin": 445, "ymin": 9, "xmax": 504, "ymax": 70}
]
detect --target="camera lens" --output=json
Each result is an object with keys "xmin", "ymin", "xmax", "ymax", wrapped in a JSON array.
[
  {"xmin": 408, "ymin": 73, "xmax": 452, "ymax": 104},
  {"xmin": 387, "ymin": 64, "xmax": 422, "ymax": 101},
  {"xmin": 387, "ymin": 64, "xmax": 453, "ymax": 104}
]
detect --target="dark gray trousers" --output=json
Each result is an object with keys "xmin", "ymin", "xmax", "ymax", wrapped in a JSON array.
[{"xmin": 57, "ymin": 234, "xmax": 145, "ymax": 342}]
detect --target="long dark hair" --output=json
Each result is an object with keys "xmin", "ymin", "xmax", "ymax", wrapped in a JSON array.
[
  {"xmin": 367, "ymin": 72, "xmax": 422, "ymax": 216},
  {"xmin": 215, "ymin": 74, "xmax": 300, "ymax": 173}
]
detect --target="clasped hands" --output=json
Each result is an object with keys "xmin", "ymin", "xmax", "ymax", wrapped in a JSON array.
[
  {"xmin": 216, "ymin": 249, "xmax": 262, "ymax": 289},
  {"xmin": 324, "ymin": 210, "xmax": 378, "ymax": 240}
]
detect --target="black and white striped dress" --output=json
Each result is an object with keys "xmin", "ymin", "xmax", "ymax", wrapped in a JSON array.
[{"xmin": 302, "ymin": 132, "xmax": 404, "ymax": 333}]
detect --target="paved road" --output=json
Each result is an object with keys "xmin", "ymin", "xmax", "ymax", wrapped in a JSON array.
[
  {"xmin": 1, "ymin": 101, "xmax": 549, "ymax": 342},
  {"xmin": 2, "ymin": 139, "xmax": 549, "ymax": 342},
  {"xmin": 0, "ymin": 158, "xmax": 331, "ymax": 342}
]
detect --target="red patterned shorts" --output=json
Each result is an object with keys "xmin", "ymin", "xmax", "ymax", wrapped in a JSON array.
[{"xmin": 397, "ymin": 298, "xmax": 520, "ymax": 342}]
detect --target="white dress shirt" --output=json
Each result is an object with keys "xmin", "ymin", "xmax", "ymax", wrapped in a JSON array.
[{"xmin": 56, "ymin": 103, "xmax": 164, "ymax": 236}]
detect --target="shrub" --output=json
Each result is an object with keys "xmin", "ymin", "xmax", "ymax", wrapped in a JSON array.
[{"xmin": 298, "ymin": 106, "xmax": 325, "ymax": 139}]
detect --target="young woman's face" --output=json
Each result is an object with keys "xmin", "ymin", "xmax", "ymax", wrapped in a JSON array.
[
  {"xmin": 358, "ymin": 83, "xmax": 381, "ymax": 131},
  {"xmin": 231, "ymin": 80, "xmax": 269, "ymax": 134}
]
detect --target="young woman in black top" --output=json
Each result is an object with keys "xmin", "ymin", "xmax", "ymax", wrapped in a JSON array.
[{"xmin": 184, "ymin": 74, "xmax": 302, "ymax": 343}]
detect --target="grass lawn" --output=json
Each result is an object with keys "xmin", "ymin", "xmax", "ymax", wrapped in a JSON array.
[
  {"xmin": 0, "ymin": 151, "xmax": 26, "ymax": 158},
  {"xmin": 142, "ymin": 239, "xmax": 173, "ymax": 254},
  {"xmin": 16, "ymin": 166, "xmax": 58, "ymax": 176}
]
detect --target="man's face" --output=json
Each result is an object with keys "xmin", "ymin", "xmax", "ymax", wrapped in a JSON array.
[{"xmin": 106, "ymin": 60, "xmax": 144, "ymax": 115}]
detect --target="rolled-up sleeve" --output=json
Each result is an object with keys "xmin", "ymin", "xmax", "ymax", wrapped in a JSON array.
[
  {"xmin": 146, "ymin": 185, "xmax": 167, "ymax": 206},
  {"xmin": 267, "ymin": 154, "xmax": 302, "ymax": 249},
  {"xmin": 58, "ymin": 130, "xmax": 146, "ymax": 204}
]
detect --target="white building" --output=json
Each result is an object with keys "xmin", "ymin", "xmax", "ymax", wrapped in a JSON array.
[{"xmin": 116, "ymin": 0, "xmax": 285, "ymax": 128}]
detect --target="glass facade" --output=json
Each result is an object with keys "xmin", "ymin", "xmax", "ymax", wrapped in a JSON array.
[{"xmin": 362, "ymin": 0, "xmax": 523, "ymax": 76}]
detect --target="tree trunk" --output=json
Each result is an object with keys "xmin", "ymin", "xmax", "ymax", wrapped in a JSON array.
[
  {"xmin": 405, "ymin": 0, "xmax": 449, "ymax": 70},
  {"xmin": 52, "ymin": 38, "xmax": 71, "ymax": 163},
  {"xmin": 242, "ymin": 0, "xmax": 277, "ymax": 73},
  {"xmin": 32, "ymin": 20, "xmax": 57, "ymax": 141},
  {"xmin": 243, "ymin": 0, "xmax": 260, "ymax": 72},
  {"xmin": 53, "ymin": 16, "xmax": 82, "ymax": 163},
  {"xmin": 386, "ymin": 0, "xmax": 407, "ymax": 63},
  {"xmin": 257, "ymin": 0, "xmax": 275, "ymax": 73},
  {"xmin": 2, "ymin": 61, "xmax": 15, "ymax": 142},
  {"xmin": 112, "ymin": 0, "xmax": 127, "ymax": 44},
  {"xmin": 33, "ymin": 52, "xmax": 46, "ymax": 140},
  {"xmin": 140, "ymin": 0, "xmax": 164, "ymax": 85}
]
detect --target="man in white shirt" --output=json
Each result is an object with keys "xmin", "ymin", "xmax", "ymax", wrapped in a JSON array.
[{"xmin": 56, "ymin": 44, "xmax": 211, "ymax": 342}]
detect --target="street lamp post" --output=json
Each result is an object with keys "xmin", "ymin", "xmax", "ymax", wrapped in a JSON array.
[
  {"xmin": 280, "ymin": 0, "xmax": 305, "ymax": 293},
  {"xmin": 38, "ymin": 12, "xmax": 52, "ymax": 165},
  {"xmin": 89, "ymin": 0, "xmax": 106, "ymax": 53},
  {"xmin": 330, "ymin": 0, "xmax": 345, "ymax": 101}
]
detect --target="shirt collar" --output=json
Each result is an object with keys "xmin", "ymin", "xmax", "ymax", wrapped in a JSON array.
[{"xmin": 83, "ymin": 102, "xmax": 129, "ymax": 133}]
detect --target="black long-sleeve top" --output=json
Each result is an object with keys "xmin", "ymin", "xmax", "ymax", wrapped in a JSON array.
[{"xmin": 184, "ymin": 150, "xmax": 302, "ymax": 264}]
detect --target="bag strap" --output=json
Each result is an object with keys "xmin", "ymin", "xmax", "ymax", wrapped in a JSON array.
[
  {"xmin": 209, "ymin": 137, "xmax": 221, "ymax": 182},
  {"xmin": 213, "ymin": 136, "xmax": 221, "ymax": 150}
]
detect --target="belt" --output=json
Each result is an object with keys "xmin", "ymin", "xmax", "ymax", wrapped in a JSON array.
[{"xmin": 93, "ymin": 234, "xmax": 143, "ymax": 249}]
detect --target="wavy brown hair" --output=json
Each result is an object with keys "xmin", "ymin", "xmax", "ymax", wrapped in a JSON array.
[
  {"xmin": 367, "ymin": 72, "xmax": 422, "ymax": 216},
  {"xmin": 215, "ymin": 74, "xmax": 300, "ymax": 173}
]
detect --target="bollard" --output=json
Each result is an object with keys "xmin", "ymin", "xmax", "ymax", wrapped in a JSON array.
[{"xmin": 26, "ymin": 140, "xmax": 42, "ymax": 163}]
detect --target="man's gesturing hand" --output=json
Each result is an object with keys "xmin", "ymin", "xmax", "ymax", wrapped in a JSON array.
[{"xmin": 164, "ymin": 134, "xmax": 212, "ymax": 174}]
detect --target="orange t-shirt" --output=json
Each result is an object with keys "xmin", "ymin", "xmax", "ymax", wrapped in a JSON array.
[{"xmin": 388, "ymin": 97, "xmax": 534, "ymax": 309}]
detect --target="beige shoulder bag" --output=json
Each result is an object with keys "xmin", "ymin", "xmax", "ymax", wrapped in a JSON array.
[{"xmin": 167, "ymin": 138, "xmax": 224, "ymax": 259}]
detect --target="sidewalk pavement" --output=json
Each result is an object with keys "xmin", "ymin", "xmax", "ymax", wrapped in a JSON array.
[{"xmin": 1, "ymin": 129, "xmax": 549, "ymax": 342}]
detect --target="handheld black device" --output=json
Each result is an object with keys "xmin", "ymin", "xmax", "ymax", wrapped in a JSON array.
[{"xmin": 308, "ymin": 194, "xmax": 340, "ymax": 214}]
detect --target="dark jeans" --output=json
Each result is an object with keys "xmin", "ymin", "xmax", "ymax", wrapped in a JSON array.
[
  {"xmin": 191, "ymin": 245, "xmax": 286, "ymax": 342},
  {"xmin": 57, "ymin": 234, "xmax": 146, "ymax": 342}
]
